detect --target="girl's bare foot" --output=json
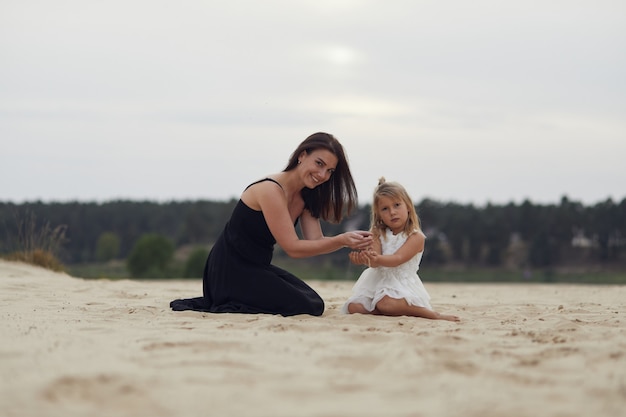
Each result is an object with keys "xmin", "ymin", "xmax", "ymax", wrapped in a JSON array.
[
  {"xmin": 347, "ymin": 303, "xmax": 372, "ymax": 314},
  {"xmin": 438, "ymin": 313, "xmax": 460, "ymax": 322}
]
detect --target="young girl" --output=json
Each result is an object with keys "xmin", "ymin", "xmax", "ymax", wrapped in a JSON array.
[{"xmin": 341, "ymin": 178, "xmax": 460, "ymax": 322}]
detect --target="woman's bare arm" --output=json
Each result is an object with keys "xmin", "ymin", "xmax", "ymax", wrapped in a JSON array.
[{"xmin": 244, "ymin": 181, "xmax": 371, "ymax": 258}]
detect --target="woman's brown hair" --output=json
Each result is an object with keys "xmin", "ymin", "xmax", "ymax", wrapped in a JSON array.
[{"xmin": 284, "ymin": 132, "xmax": 358, "ymax": 223}]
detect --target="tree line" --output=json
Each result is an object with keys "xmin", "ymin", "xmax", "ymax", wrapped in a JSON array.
[{"xmin": 1, "ymin": 196, "xmax": 625, "ymax": 273}]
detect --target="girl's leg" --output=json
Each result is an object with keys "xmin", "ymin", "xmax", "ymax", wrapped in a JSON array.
[
  {"xmin": 347, "ymin": 302, "xmax": 379, "ymax": 314},
  {"xmin": 375, "ymin": 296, "xmax": 460, "ymax": 322}
]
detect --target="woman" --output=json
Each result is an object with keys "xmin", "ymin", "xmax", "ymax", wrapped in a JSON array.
[{"xmin": 170, "ymin": 132, "xmax": 372, "ymax": 316}]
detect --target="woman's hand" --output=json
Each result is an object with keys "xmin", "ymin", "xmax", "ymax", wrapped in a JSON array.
[{"xmin": 342, "ymin": 231, "xmax": 373, "ymax": 251}]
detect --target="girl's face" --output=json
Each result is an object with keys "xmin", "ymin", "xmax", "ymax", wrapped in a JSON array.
[
  {"xmin": 376, "ymin": 195, "xmax": 408, "ymax": 234},
  {"xmin": 299, "ymin": 149, "xmax": 338, "ymax": 189}
]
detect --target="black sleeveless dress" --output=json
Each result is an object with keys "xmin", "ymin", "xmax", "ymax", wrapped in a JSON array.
[{"xmin": 170, "ymin": 179, "xmax": 325, "ymax": 316}]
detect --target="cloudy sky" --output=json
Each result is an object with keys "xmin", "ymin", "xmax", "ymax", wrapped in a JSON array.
[{"xmin": 1, "ymin": 0, "xmax": 624, "ymax": 207}]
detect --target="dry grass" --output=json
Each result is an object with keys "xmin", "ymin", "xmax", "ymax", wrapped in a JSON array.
[
  {"xmin": 5, "ymin": 249, "xmax": 65, "ymax": 272},
  {"xmin": 2, "ymin": 210, "xmax": 67, "ymax": 272}
]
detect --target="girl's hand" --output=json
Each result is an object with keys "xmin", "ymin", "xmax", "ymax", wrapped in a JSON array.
[
  {"xmin": 342, "ymin": 231, "xmax": 373, "ymax": 251},
  {"xmin": 349, "ymin": 248, "xmax": 380, "ymax": 267},
  {"xmin": 349, "ymin": 250, "xmax": 370, "ymax": 266},
  {"xmin": 361, "ymin": 249, "xmax": 380, "ymax": 268}
]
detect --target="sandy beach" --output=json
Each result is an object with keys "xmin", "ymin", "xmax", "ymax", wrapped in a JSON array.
[{"xmin": 1, "ymin": 259, "xmax": 624, "ymax": 417}]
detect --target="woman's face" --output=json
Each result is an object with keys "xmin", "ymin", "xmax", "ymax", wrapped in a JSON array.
[{"xmin": 299, "ymin": 149, "xmax": 338, "ymax": 189}]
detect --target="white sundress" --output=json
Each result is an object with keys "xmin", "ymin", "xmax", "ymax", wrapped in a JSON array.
[{"xmin": 341, "ymin": 228, "xmax": 432, "ymax": 313}]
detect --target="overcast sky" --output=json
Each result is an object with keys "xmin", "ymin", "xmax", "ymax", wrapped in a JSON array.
[{"xmin": 1, "ymin": 0, "xmax": 625, "ymax": 207}]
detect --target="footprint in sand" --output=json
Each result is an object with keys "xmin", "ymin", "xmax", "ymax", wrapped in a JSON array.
[{"xmin": 41, "ymin": 374, "xmax": 167, "ymax": 416}]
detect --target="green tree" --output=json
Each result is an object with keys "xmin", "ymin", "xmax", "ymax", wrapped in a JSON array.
[
  {"xmin": 127, "ymin": 234, "xmax": 174, "ymax": 278},
  {"xmin": 95, "ymin": 232, "xmax": 121, "ymax": 262},
  {"xmin": 182, "ymin": 247, "xmax": 209, "ymax": 278}
]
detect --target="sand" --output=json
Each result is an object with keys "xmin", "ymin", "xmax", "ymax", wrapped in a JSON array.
[{"xmin": 1, "ymin": 259, "xmax": 625, "ymax": 417}]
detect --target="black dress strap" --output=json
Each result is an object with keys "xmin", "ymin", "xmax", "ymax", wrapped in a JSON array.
[
  {"xmin": 245, "ymin": 178, "xmax": 283, "ymax": 190},
  {"xmin": 244, "ymin": 177, "xmax": 299, "ymax": 226}
]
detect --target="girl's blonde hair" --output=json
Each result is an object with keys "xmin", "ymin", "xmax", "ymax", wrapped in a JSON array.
[{"xmin": 370, "ymin": 177, "xmax": 421, "ymax": 241}]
